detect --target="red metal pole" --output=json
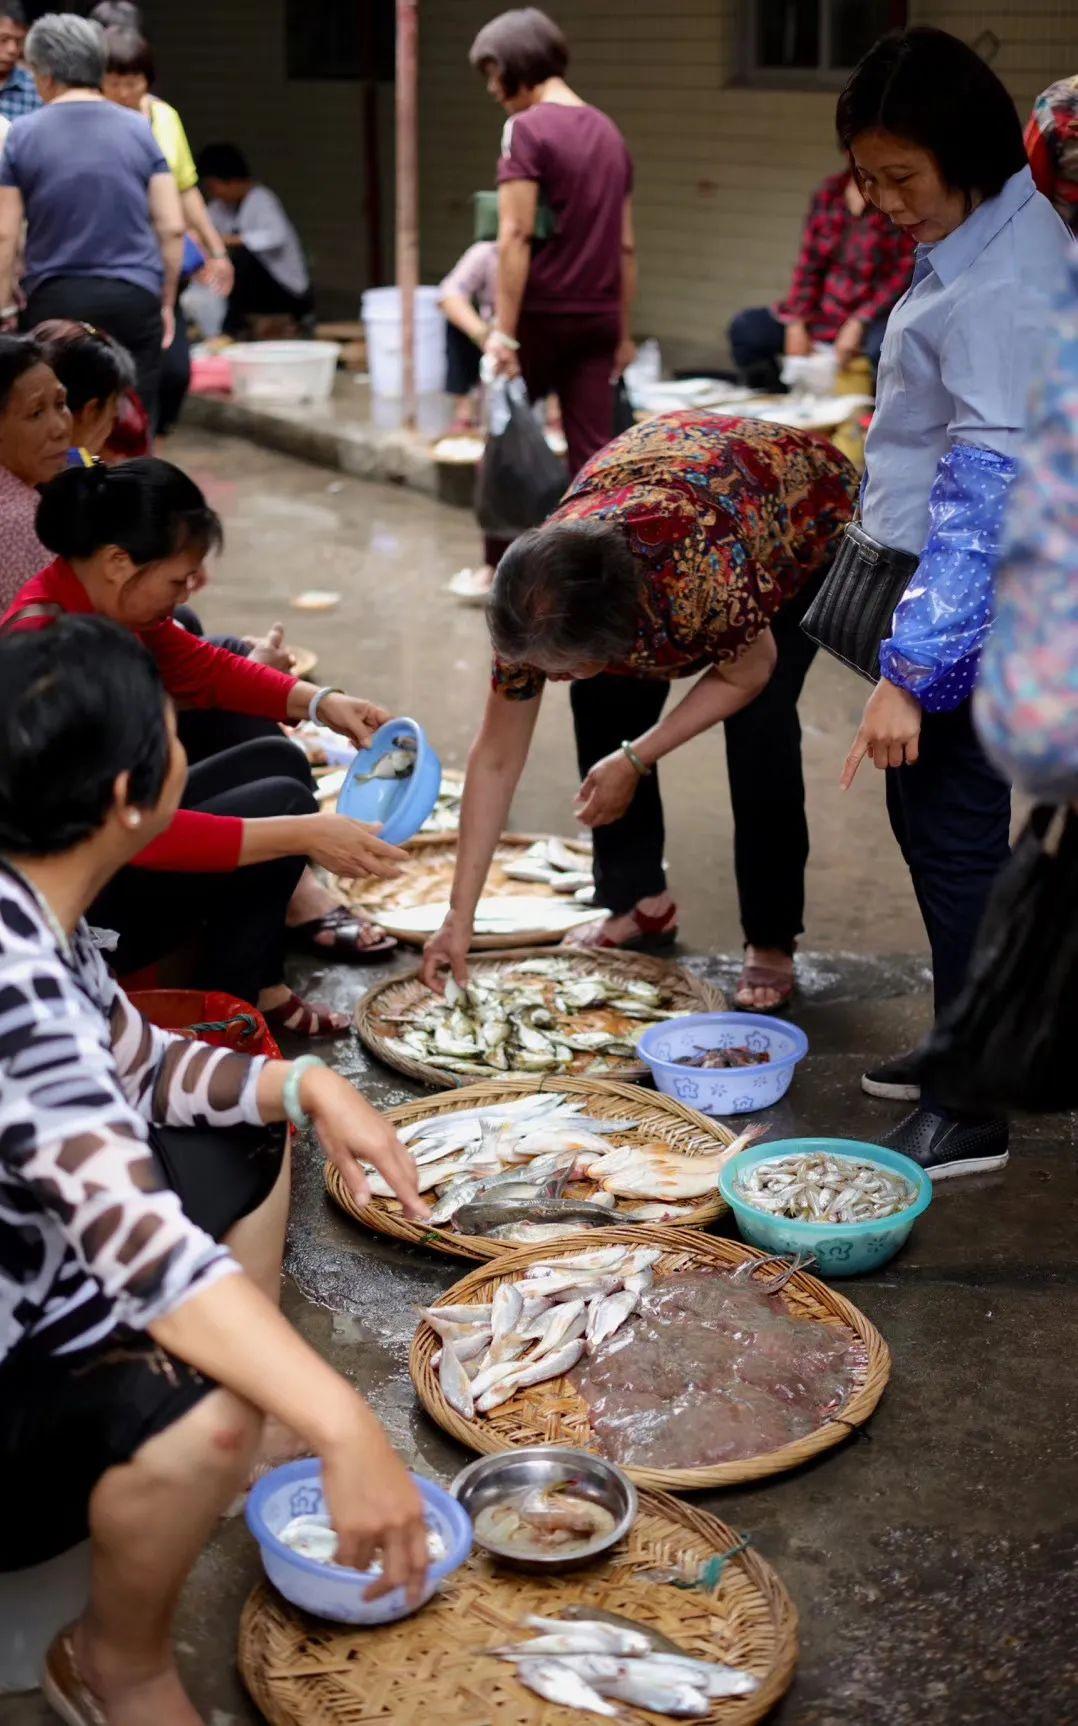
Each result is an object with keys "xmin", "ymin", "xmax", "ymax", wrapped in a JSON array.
[{"xmin": 396, "ymin": 0, "xmax": 419, "ymax": 427}]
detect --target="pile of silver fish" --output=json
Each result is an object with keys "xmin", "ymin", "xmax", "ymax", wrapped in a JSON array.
[
  {"xmin": 492, "ymin": 1612, "xmax": 757, "ymax": 1717},
  {"xmin": 420, "ymin": 772, "xmax": 464, "ymax": 834},
  {"xmin": 502, "ymin": 835, "xmax": 595, "ymax": 899},
  {"xmin": 424, "ymin": 1242, "xmax": 666, "ymax": 1420},
  {"xmin": 736, "ymin": 1150, "xmax": 916, "ymax": 1224},
  {"xmin": 363, "ymin": 1094, "xmax": 756, "ymax": 1238},
  {"xmin": 380, "ymin": 958, "xmax": 686, "ymax": 1078}
]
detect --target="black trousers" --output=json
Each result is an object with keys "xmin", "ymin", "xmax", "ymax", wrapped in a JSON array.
[
  {"xmin": 570, "ymin": 584, "xmax": 819, "ymax": 948},
  {"xmin": 223, "ymin": 245, "xmax": 313, "ymax": 336},
  {"xmin": 25, "ymin": 275, "xmax": 164, "ymax": 431},
  {"xmin": 885, "ymin": 700, "xmax": 1011, "ymax": 1016},
  {"xmin": 93, "ymin": 736, "xmax": 312, "ymax": 1002},
  {"xmin": 446, "ymin": 318, "xmax": 482, "ymax": 396}
]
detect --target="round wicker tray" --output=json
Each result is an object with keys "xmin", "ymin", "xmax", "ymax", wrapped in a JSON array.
[
  {"xmin": 325, "ymin": 1075, "xmax": 734, "ymax": 1262},
  {"xmin": 238, "ymin": 1488, "xmax": 798, "ymax": 1726},
  {"xmin": 290, "ymin": 645, "xmax": 318, "ymax": 680},
  {"xmin": 355, "ymin": 947, "xmax": 725, "ymax": 1089},
  {"xmin": 335, "ymin": 833, "xmax": 594, "ymax": 946},
  {"xmin": 410, "ymin": 1226, "xmax": 891, "ymax": 1492}
]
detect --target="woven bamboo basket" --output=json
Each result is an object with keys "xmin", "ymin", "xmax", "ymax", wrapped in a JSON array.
[
  {"xmin": 238, "ymin": 1487, "xmax": 798, "ymax": 1726},
  {"xmin": 290, "ymin": 646, "xmax": 318, "ymax": 680},
  {"xmin": 356, "ymin": 947, "xmax": 725, "ymax": 1089},
  {"xmin": 324, "ymin": 1075, "xmax": 734, "ymax": 1262},
  {"xmin": 334, "ymin": 833, "xmax": 594, "ymax": 943},
  {"xmin": 409, "ymin": 1226, "xmax": 890, "ymax": 1492}
]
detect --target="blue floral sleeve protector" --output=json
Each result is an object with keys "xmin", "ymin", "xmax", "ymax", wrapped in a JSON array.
[{"xmin": 879, "ymin": 443, "xmax": 1017, "ymax": 713}]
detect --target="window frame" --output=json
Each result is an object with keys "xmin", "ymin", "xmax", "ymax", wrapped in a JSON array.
[{"xmin": 736, "ymin": 0, "xmax": 908, "ymax": 91}]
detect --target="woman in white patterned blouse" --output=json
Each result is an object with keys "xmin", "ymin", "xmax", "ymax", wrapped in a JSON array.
[{"xmin": 0, "ymin": 617, "xmax": 431, "ymax": 1726}]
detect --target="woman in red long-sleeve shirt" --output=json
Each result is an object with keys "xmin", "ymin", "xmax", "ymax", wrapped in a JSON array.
[{"xmin": 1, "ymin": 458, "xmax": 408, "ymax": 1035}]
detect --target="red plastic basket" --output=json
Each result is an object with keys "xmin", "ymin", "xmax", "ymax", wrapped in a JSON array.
[{"xmin": 129, "ymin": 988, "xmax": 282, "ymax": 1059}]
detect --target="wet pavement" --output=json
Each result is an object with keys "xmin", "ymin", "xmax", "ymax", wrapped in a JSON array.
[{"xmin": 6, "ymin": 434, "xmax": 1075, "ymax": 1725}]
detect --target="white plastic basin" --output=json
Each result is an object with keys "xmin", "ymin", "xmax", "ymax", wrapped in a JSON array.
[{"xmin": 227, "ymin": 341, "xmax": 340, "ymax": 405}]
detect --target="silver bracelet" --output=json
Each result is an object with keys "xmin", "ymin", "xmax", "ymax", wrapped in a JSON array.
[{"xmin": 308, "ymin": 685, "xmax": 342, "ymax": 724}]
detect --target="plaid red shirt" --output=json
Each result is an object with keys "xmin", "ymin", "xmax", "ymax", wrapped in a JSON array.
[{"xmin": 776, "ymin": 170, "xmax": 914, "ymax": 339}]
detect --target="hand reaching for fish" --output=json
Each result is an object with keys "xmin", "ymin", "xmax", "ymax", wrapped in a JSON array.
[
  {"xmin": 301, "ymin": 1066, "xmax": 430, "ymax": 1221},
  {"xmin": 320, "ymin": 1416, "xmax": 430, "ymax": 1603},
  {"xmin": 574, "ymin": 750, "xmax": 643, "ymax": 829},
  {"xmin": 420, "ymin": 910, "xmax": 472, "ymax": 991}
]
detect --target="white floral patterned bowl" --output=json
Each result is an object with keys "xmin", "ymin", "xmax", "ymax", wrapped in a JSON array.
[{"xmin": 636, "ymin": 1012, "xmax": 809, "ymax": 1115}]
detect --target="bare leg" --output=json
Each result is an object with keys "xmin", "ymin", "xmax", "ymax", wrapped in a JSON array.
[
  {"xmin": 70, "ymin": 1388, "xmax": 261, "ymax": 1726},
  {"xmin": 221, "ymin": 1139, "xmax": 291, "ymax": 1304}
]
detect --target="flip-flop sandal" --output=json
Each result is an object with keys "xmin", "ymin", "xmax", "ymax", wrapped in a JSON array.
[
  {"xmin": 287, "ymin": 904, "xmax": 397, "ymax": 963},
  {"xmin": 42, "ymin": 1628, "xmax": 107, "ymax": 1726},
  {"xmin": 735, "ymin": 962, "xmax": 796, "ymax": 1014},
  {"xmin": 263, "ymin": 991, "xmax": 351, "ymax": 1038},
  {"xmin": 568, "ymin": 901, "xmax": 679, "ymax": 953}
]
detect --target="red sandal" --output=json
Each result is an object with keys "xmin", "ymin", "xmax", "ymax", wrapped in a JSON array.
[
  {"xmin": 567, "ymin": 900, "xmax": 679, "ymax": 953},
  {"xmin": 262, "ymin": 991, "xmax": 351, "ymax": 1039}
]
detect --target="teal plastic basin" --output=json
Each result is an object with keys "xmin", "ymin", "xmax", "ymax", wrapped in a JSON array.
[{"xmin": 718, "ymin": 1137, "xmax": 932, "ymax": 1278}]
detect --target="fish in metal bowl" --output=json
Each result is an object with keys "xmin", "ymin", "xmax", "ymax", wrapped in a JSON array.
[{"xmin": 452, "ymin": 1445, "xmax": 637, "ymax": 1571}]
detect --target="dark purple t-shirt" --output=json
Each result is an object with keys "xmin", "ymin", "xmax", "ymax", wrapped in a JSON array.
[{"xmin": 496, "ymin": 102, "xmax": 633, "ymax": 313}]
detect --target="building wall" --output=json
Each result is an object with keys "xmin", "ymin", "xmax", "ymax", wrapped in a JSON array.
[
  {"xmin": 139, "ymin": 0, "xmax": 395, "ymax": 317},
  {"xmin": 140, "ymin": 1, "xmax": 1074, "ymax": 358},
  {"xmin": 419, "ymin": 0, "xmax": 1077, "ymax": 370}
]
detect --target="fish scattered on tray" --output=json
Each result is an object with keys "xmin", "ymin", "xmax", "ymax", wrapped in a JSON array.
[
  {"xmin": 419, "ymin": 771, "xmax": 464, "ymax": 835},
  {"xmin": 736, "ymin": 1150, "xmax": 917, "ymax": 1223},
  {"xmin": 501, "ymin": 836, "xmax": 594, "ymax": 892},
  {"xmin": 572, "ymin": 1271, "xmax": 868, "ymax": 1469},
  {"xmin": 377, "ymin": 959, "xmax": 688, "ymax": 1079},
  {"xmin": 674, "ymin": 1043, "xmax": 771, "ymax": 1068},
  {"xmin": 493, "ymin": 1612, "xmax": 757, "ymax": 1717},
  {"xmin": 364, "ymin": 1094, "xmax": 727, "ymax": 1236}
]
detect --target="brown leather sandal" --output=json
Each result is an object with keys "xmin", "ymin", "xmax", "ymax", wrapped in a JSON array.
[
  {"xmin": 262, "ymin": 991, "xmax": 351, "ymax": 1038},
  {"xmin": 42, "ymin": 1628, "xmax": 107, "ymax": 1726},
  {"xmin": 287, "ymin": 904, "xmax": 397, "ymax": 963},
  {"xmin": 568, "ymin": 901, "xmax": 679, "ymax": 952},
  {"xmin": 735, "ymin": 960, "xmax": 796, "ymax": 1013}
]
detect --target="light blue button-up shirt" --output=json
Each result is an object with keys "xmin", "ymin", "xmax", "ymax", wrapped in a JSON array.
[{"xmin": 860, "ymin": 167, "xmax": 1072, "ymax": 708}]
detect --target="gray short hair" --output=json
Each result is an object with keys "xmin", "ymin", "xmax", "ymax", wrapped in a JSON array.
[{"xmin": 25, "ymin": 13, "xmax": 106, "ymax": 90}]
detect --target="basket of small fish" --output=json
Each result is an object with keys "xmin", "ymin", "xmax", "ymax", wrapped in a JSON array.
[
  {"xmin": 637, "ymin": 1012, "xmax": 809, "ymax": 1115},
  {"xmin": 719, "ymin": 1138, "xmax": 932, "ymax": 1277},
  {"xmin": 410, "ymin": 1226, "xmax": 891, "ymax": 1491},
  {"xmin": 356, "ymin": 949, "xmax": 724, "ymax": 1087},
  {"xmin": 238, "ymin": 1487, "xmax": 798, "ymax": 1725},
  {"xmin": 323, "ymin": 1078, "xmax": 743, "ymax": 1262},
  {"xmin": 332, "ymin": 833, "xmax": 597, "ymax": 949}
]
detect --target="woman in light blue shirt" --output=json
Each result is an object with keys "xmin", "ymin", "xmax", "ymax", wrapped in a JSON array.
[{"xmin": 830, "ymin": 28, "xmax": 1072, "ymax": 1179}]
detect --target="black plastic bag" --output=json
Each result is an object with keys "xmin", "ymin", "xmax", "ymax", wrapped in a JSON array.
[
  {"xmin": 476, "ymin": 378, "xmax": 568, "ymax": 539},
  {"xmin": 917, "ymin": 805, "xmax": 1078, "ymax": 1113},
  {"xmin": 613, "ymin": 375, "xmax": 635, "ymax": 436}
]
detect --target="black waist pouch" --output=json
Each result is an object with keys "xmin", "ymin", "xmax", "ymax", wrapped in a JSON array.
[{"xmin": 801, "ymin": 522, "xmax": 919, "ymax": 682}]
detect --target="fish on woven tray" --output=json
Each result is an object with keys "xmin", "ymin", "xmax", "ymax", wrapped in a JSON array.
[
  {"xmin": 378, "ymin": 961, "xmax": 687, "ymax": 1079},
  {"xmin": 571, "ymin": 1270, "xmax": 867, "ymax": 1471},
  {"xmin": 360, "ymin": 1092, "xmax": 737, "ymax": 1237},
  {"xmin": 492, "ymin": 1613, "xmax": 757, "ymax": 1717},
  {"xmin": 736, "ymin": 1151, "xmax": 916, "ymax": 1224}
]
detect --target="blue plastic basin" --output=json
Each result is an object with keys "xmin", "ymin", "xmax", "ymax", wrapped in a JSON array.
[
  {"xmin": 336, "ymin": 717, "xmax": 442, "ymax": 846},
  {"xmin": 246, "ymin": 1460, "xmax": 472, "ymax": 1624},
  {"xmin": 636, "ymin": 1012, "xmax": 808, "ymax": 1115},
  {"xmin": 719, "ymin": 1137, "xmax": 933, "ymax": 1277}
]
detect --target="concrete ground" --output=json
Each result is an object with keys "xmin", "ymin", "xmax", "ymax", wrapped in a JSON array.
[{"xmin": 7, "ymin": 432, "xmax": 1075, "ymax": 1726}]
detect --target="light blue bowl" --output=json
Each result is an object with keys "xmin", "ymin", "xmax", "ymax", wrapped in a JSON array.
[
  {"xmin": 636, "ymin": 1012, "xmax": 808, "ymax": 1116},
  {"xmin": 245, "ymin": 1460, "xmax": 472, "ymax": 1624},
  {"xmin": 719, "ymin": 1137, "xmax": 933, "ymax": 1277},
  {"xmin": 336, "ymin": 717, "xmax": 442, "ymax": 847}
]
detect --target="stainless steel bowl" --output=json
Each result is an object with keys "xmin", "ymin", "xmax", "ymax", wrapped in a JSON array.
[{"xmin": 451, "ymin": 1446, "xmax": 637, "ymax": 1572}]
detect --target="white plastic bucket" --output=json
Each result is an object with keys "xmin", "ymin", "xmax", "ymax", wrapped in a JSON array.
[
  {"xmin": 361, "ymin": 286, "xmax": 446, "ymax": 398},
  {"xmin": 227, "ymin": 341, "xmax": 340, "ymax": 405}
]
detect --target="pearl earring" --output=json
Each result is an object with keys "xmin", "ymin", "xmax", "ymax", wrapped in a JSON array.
[{"xmin": 126, "ymin": 811, "xmax": 142, "ymax": 830}]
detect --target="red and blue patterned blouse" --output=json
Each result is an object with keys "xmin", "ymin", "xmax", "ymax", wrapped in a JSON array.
[{"xmin": 492, "ymin": 411, "xmax": 857, "ymax": 701}]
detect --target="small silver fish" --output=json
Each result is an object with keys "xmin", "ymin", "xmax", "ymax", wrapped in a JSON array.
[
  {"xmin": 585, "ymin": 1288, "xmax": 638, "ymax": 1351},
  {"xmin": 520, "ymin": 1617, "xmax": 655, "ymax": 1656},
  {"xmin": 511, "ymin": 1659, "xmax": 618, "ymax": 1717},
  {"xmin": 530, "ymin": 1297, "xmax": 586, "ymax": 1358},
  {"xmin": 438, "ymin": 1340, "xmax": 474, "ymax": 1420},
  {"xmin": 476, "ymin": 1338, "xmax": 586, "ymax": 1412}
]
